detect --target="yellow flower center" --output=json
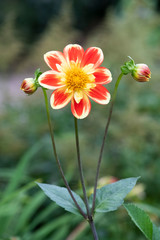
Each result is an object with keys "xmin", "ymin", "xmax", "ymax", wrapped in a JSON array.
[
  {"xmin": 65, "ymin": 67, "xmax": 89, "ymax": 92},
  {"xmin": 60, "ymin": 63, "xmax": 95, "ymax": 103}
]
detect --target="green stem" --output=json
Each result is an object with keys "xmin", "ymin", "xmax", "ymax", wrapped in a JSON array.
[
  {"xmin": 89, "ymin": 219, "xmax": 99, "ymax": 240},
  {"xmin": 74, "ymin": 117, "xmax": 91, "ymax": 218},
  {"xmin": 91, "ymin": 73, "xmax": 124, "ymax": 215},
  {"xmin": 42, "ymin": 88, "xmax": 87, "ymax": 219},
  {"xmin": 74, "ymin": 117, "xmax": 99, "ymax": 239}
]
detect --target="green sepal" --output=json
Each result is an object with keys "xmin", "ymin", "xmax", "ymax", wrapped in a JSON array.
[
  {"xmin": 121, "ymin": 65, "xmax": 131, "ymax": 75},
  {"xmin": 34, "ymin": 68, "xmax": 42, "ymax": 87},
  {"xmin": 121, "ymin": 56, "xmax": 136, "ymax": 75},
  {"xmin": 125, "ymin": 60, "xmax": 135, "ymax": 71}
]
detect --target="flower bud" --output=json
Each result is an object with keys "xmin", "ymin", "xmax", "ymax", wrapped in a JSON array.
[
  {"xmin": 132, "ymin": 64, "xmax": 151, "ymax": 82},
  {"xmin": 21, "ymin": 78, "xmax": 37, "ymax": 95}
]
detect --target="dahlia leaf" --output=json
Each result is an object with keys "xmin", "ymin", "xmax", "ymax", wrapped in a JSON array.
[
  {"xmin": 152, "ymin": 224, "xmax": 160, "ymax": 240},
  {"xmin": 37, "ymin": 183, "xmax": 86, "ymax": 216},
  {"xmin": 124, "ymin": 203, "xmax": 153, "ymax": 240},
  {"xmin": 89, "ymin": 177, "xmax": 139, "ymax": 213}
]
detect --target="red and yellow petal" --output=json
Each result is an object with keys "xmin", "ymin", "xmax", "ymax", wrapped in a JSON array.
[
  {"xmin": 80, "ymin": 47, "xmax": 104, "ymax": 69},
  {"xmin": 44, "ymin": 51, "xmax": 66, "ymax": 72},
  {"xmin": 71, "ymin": 94, "xmax": 91, "ymax": 119},
  {"xmin": 63, "ymin": 44, "xmax": 84, "ymax": 64},
  {"xmin": 50, "ymin": 87, "xmax": 72, "ymax": 109},
  {"xmin": 86, "ymin": 85, "xmax": 111, "ymax": 105},
  {"xmin": 93, "ymin": 67, "xmax": 112, "ymax": 85},
  {"xmin": 38, "ymin": 71, "xmax": 65, "ymax": 89}
]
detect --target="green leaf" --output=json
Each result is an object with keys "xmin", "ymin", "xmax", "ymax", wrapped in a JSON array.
[
  {"xmin": 37, "ymin": 183, "xmax": 86, "ymax": 216},
  {"xmin": 89, "ymin": 177, "xmax": 139, "ymax": 213},
  {"xmin": 152, "ymin": 224, "xmax": 160, "ymax": 240},
  {"xmin": 136, "ymin": 203, "xmax": 160, "ymax": 218},
  {"xmin": 124, "ymin": 203, "xmax": 153, "ymax": 240}
]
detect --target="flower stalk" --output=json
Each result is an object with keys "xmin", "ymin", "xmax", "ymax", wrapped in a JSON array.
[
  {"xmin": 91, "ymin": 72, "xmax": 124, "ymax": 215},
  {"xmin": 89, "ymin": 219, "xmax": 99, "ymax": 240},
  {"xmin": 42, "ymin": 88, "xmax": 87, "ymax": 219},
  {"xmin": 43, "ymin": 88, "xmax": 99, "ymax": 238},
  {"xmin": 74, "ymin": 117, "xmax": 91, "ymax": 217}
]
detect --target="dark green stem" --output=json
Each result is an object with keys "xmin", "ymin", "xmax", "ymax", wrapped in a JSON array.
[
  {"xmin": 91, "ymin": 73, "xmax": 124, "ymax": 215},
  {"xmin": 42, "ymin": 88, "xmax": 87, "ymax": 219},
  {"xmin": 74, "ymin": 117, "xmax": 91, "ymax": 218},
  {"xmin": 74, "ymin": 117, "xmax": 99, "ymax": 239},
  {"xmin": 89, "ymin": 218, "xmax": 99, "ymax": 240}
]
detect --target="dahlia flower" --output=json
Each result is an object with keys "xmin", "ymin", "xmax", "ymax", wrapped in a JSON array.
[{"xmin": 38, "ymin": 44, "xmax": 112, "ymax": 119}]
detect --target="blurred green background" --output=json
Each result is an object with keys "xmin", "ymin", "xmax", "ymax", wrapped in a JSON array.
[{"xmin": 0, "ymin": 0, "xmax": 160, "ymax": 239}]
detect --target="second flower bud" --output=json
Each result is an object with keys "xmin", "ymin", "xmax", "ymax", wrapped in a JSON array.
[{"xmin": 121, "ymin": 57, "xmax": 151, "ymax": 83}]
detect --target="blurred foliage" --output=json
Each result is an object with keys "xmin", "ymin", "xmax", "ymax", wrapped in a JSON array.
[
  {"xmin": 0, "ymin": 145, "xmax": 157, "ymax": 240},
  {"xmin": 0, "ymin": 0, "xmax": 63, "ymax": 42},
  {"xmin": 72, "ymin": 0, "xmax": 121, "ymax": 32},
  {"xmin": 0, "ymin": 14, "xmax": 23, "ymax": 71},
  {"xmin": 0, "ymin": 0, "xmax": 160, "ymax": 239}
]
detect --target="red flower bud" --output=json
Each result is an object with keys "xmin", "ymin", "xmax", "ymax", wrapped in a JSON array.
[
  {"xmin": 132, "ymin": 64, "xmax": 151, "ymax": 82},
  {"xmin": 21, "ymin": 78, "xmax": 37, "ymax": 95}
]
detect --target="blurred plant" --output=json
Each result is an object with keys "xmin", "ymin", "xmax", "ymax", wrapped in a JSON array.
[
  {"xmin": 0, "ymin": 140, "xmax": 83, "ymax": 240},
  {"xmin": 0, "ymin": 14, "xmax": 23, "ymax": 71}
]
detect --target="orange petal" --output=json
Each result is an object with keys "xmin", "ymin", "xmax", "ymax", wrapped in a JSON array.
[
  {"xmin": 71, "ymin": 94, "xmax": 91, "ymax": 119},
  {"xmin": 50, "ymin": 88, "xmax": 72, "ymax": 109},
  {"xmin": 63, "ymin": 44, "xmax": 84, "ymax": 63},
  {"xmin": 93, "ymin": 67, "xmax": 112, "ymax": 85},
  {"xmin": 38, "ymin": 71, "xmax": 65, "ymax": 90},
  {"xmin": 44, "ymin": 51, "xmax": 66, "ymax": 72},
  {"xmin": 87, "ymin": 85, "xmax": 111, "ymax": 105},
  {"xmin": 81, "ymin": 47, "xmax": 104, "ymax": 69}
]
